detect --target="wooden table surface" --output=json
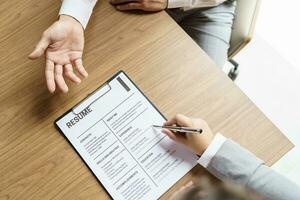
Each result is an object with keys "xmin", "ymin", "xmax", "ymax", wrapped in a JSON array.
[{"xmin": 0, "ymin": 0, "xmax": 293, "ymax": 199}]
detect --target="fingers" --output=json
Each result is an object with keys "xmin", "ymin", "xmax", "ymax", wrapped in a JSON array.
[
  {"xmin": 175, "ymin": 114, "xmax": 193, "ymax": 126},
  {"xmin": 110, "ymin": 0, "xmax": 140, "ymax": 4},
  {"xmin": 185, "ymin": 181, "xmax": 194, "ymax": 188},
  {"xmin": 178, "ymin": 181, "xmax": 194, "ymax": 193},
  {"xmin": 64, "ymin": 64, "xmax": 81, "ymax": 84},
  {"xmin": 54, "ymin": 64, "xmax": 69, "ymax": 93},
  {"xmin": 170, "ymin": 181, "xmax": 194, "ymax": 200},
  {"xmin": 28, "ymin": 33, "xmax": 50, "ymax": 59},
  {"xmin": 45, "ymin": 61, "xmax": 86, "ymax": 93},
  {"xmin": 162, "ymin": 128, "xmax": 186, "ymax": 143},
  {"xmin": 164, "ymin": 114, "xmax": 193, "ymax": 127},
  {"xmin": 115, "ymin": 2, "xmax": 143, "ymax": 10},
  {"xmin": 45, "ymin": 60, "xmax": 56, "ymax": 93},
  {"xmin": 162, "ymin": 114, "xmax": 214, "ymax": 155},
  {"xmin": 162, "ymin": 129, "xmax": 177, "ymax": 141},
  {"xmin": 74, "ymin": 59, "xmax": 88, "ymax": 78}
]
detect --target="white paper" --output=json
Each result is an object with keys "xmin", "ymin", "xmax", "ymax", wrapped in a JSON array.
[{"xmin": 56, "ymin": 71, "xmax": 198, "ymax": 200}]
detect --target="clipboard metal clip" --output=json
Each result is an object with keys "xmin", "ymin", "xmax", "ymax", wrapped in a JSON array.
[{"xmin": 71, "ymin": 82, "xmax": 112, "ymax": 115}]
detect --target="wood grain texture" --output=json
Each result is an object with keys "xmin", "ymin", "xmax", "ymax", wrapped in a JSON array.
[{"xmin": 0, "ymin": 0, "xmax": 293, "ymax": 199}]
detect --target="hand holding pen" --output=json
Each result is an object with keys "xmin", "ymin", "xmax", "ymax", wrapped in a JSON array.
[
  {"xmin": 153, "ymin": 125, "xmax": 203, "ymax": 134},
  {"xmin": 154, "ymin": 114, "xmax": 214, "ymax": 156}
]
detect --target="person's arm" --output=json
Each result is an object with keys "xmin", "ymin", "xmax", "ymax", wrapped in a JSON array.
[
  {"xmin": 28, "ymin": 0, "xmax": 98, "ymax": 93},
  {"xmin": 163, "ymin": 114, "xmax": 300, "ymax": 200},
  {"xmin": 201, "ymin": 136, "xmax": 300, "ymax": 200},
  {"xmin": 168, "ymin": 0, "xmax": 226, "ymax": 9},
  {"xmin": 110, "ymin": 0, "xmax": 226, "ymax": 11},
  {"xmin": 59, "ymin": 0, "xmax": 98, "ymax": 29}
]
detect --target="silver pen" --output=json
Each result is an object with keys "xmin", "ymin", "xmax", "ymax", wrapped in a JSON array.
[{"xmin": 152, "ymin": 125, "xmax": 202, "ymax": 134}]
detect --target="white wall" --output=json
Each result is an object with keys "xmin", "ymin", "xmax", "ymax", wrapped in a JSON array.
[
  {"xmin": 223, "ymin": 0, "xmax": 300, "ymax": 186},
  {"xmin": 256, "ymin": 0, "xmax": 300, "ymax": 72}
]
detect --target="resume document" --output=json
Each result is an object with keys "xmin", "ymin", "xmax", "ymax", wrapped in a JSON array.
[{"xmin": 55, "ymin": 71, "xmax": 198, "ymax": 200}]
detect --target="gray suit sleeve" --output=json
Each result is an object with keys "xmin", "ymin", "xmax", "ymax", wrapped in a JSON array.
[{"xmin": 205, "ymin": 139, "xmax": 300, "ymax": 200}]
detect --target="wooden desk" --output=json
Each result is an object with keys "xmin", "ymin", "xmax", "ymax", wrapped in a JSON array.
[{"xmin": 0, "ymin": 0, "xmax": 293, "ymax": 199}]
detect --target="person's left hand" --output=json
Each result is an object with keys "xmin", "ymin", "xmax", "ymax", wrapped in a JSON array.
[{"xmin": 110, "ymin": 0, "xmax": 167, "ymax": 11}]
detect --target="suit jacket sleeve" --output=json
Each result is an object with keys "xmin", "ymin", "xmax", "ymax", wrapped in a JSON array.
[{"xmin": 205, "ymin": 139, "xmax": 300, "ymax": 200}]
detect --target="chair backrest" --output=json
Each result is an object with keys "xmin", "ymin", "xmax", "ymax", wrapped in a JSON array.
[{"xmin": 228, "ymin": 0, "xmax": 261, "ymax": 58}]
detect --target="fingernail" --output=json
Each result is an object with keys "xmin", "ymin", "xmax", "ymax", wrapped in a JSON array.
[
  {"xmin": 82, "ymin": 73, "xmax": 88, "ymax": 78},
  {"xmin": 63, "ymin": 88, "xmax": 69, "ymax": 93},
  {"xmin": 28, "ymin": 53, "xmax": 34, "ymax": 59}
]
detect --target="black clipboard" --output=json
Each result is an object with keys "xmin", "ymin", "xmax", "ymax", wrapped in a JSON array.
[{"xmin": 54, "ymin": 70, "xmax": 167, "ymax": 199}]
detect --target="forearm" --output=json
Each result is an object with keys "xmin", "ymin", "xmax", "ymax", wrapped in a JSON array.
[
  {"xmin": 168, "ymin": 0, "xmax": 226, "ymax": 9},
  {"xmin": 247, "ymin": 164, "xmax": 300, "ymax": 200},
  {"xmin": 59, "ymin": 0, "xmax": 98, "ymax": 29},
  {"xmin": 199, "ymin": 136, "xmax": 300, "ymax": 199}
]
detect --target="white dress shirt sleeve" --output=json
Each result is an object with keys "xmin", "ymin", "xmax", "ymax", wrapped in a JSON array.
[
  {"xmin": 168, "ymin": 0, "xmax": 226, "ymax": 9},
  {"xmin": 59, "ymin": 0, "xmax": 98, "ymax": 29},
  {"xmin": 197, "ymin": 133, "xmax": 227, "ymax": 168}
]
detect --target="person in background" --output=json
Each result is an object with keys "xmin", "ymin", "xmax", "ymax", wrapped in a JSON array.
[
  {"xmin": 171, "ymin": 177, "xmax": 266, "ymax": 200},
  {"xmin": 162, "ymin": 114, "xmax": 300, "ymax": 200},
  {"xmin": 28, "ymin": 0, "xmax": 236, "ymax": 93}
]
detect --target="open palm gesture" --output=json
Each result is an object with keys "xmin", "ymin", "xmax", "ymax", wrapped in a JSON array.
[{"xmin": 29, "ymin": 15, "xmax": 88, "ymax": 93}]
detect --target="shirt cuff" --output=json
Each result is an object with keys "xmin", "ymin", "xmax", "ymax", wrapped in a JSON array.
[
  {"xmin": 167, "ymin": 0, "xmax": 189, "ymax": 9},
  {"xmin": 59, "ymin": 0, "xmax": 97, "ymax": 29},
  {"xmin": 197, "ymin": 133, "xmax": 227, "ymax": 168}
]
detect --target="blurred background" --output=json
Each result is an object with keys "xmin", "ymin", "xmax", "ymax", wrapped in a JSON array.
[{"xmin": 224, "ymin": 0, "xmax": 300, "ymax": 186}]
